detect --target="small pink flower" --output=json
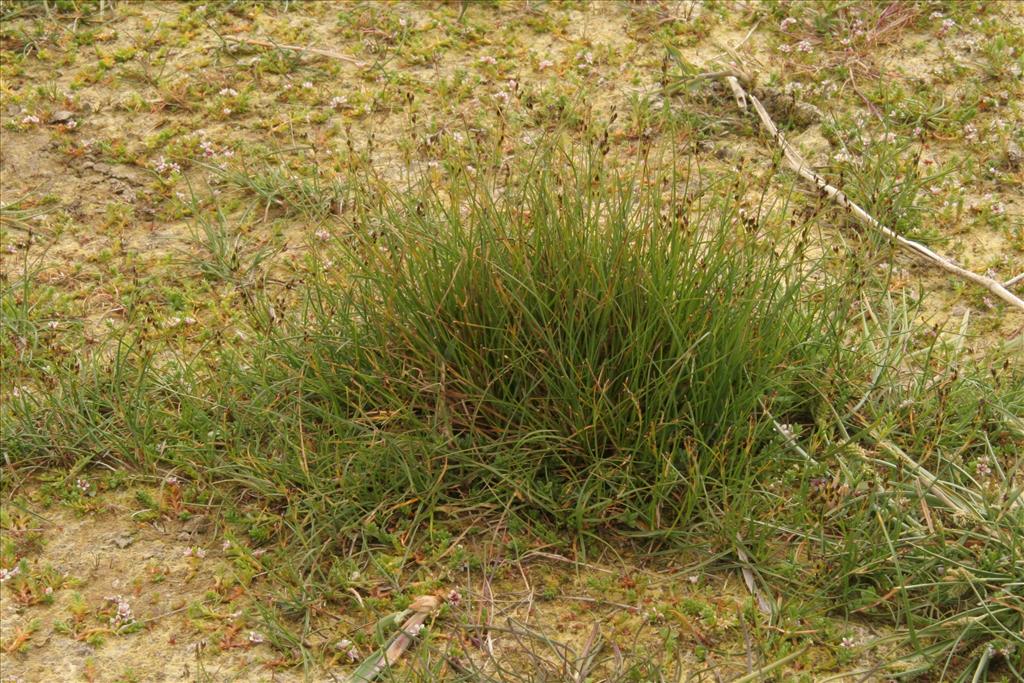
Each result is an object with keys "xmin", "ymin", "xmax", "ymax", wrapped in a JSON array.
[
  {"xmin": 976, "ymin": 457, "xmax": 992, "ymax": 477},
  {"xmin": 106, "ymin": 595, "xmax": 135, "ymax": 628},
  {"xmin": 153, "ymin": 156, "xmax": 181, "ymax": 175},
  {"xmin": 337, "ymin": 638, "xmax": 360, "ymax": 661}
]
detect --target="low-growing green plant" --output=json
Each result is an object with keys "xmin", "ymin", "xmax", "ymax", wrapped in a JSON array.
[
  {"xmin": 752, "ymin": 292, "xmax": 1024, "ymax": 680},
  {"xmin": 185, "ymin": 200, "xmax": 274, "ymax": 288},
  {"xmin": 3, "ymin": 149, "xmax": 1021, "ymax": 681},
  {"xmin": 291, "ymin": 150, "xmax": 850, "ymax": 537},
  {"xmin": 208, "ymin": 160, "xmax": 346, "ymax": 223}
]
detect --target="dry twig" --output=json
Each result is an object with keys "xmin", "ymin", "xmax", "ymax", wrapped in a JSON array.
[
  {"xmin": 348, "ymin": 595, "xmax": 442, "ymax": 683},
  {"xmin": 226, "ymin": 36, "xmax": 367, "ymax": 68},
  {"xmin": 722, "ymin": 75, "xmax": 1024, "ymax": 312}
]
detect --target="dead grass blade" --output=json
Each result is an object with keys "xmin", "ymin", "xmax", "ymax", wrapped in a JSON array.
[{"xmin": 348, "ymin": 595, "xmax": 442, "ymax": 683}]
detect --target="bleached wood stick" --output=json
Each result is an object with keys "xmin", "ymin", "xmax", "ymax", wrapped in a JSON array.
[
  {"xmin": 226, "ymin": 36, "xmax": 367, "ymax": 67},
  {"xmin": 348, "ymin": 595, "xmax": 442, "ymax": 683},
  {"xmin": 724, "ymin": 76, "xmax": 1024, "ymax": 312}
]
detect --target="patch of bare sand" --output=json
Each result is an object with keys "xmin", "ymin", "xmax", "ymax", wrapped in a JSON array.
[{"xmin": 0, "ymin": 500, "xmax": 310, "ymax": 682}]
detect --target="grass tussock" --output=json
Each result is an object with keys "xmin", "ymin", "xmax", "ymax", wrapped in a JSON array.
[
  {"xmin": 3, "ymin": 151, "xmax": 1022, "ymax": 680},
  {"xmin": 293, "ymin": 153, "xmax": 847, "ymax": 534}
]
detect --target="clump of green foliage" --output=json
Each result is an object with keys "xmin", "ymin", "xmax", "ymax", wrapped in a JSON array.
[
  {"xmin": 4, "ymin": 149, "xmax": 1021, "ymax": 680},
  {"xmin": 292, "ymin": 151, "xmax": 848, "ymax": 534}
]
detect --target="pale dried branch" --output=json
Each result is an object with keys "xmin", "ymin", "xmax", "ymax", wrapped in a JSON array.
[
  {"xmin": 723, "ymin": 76, "xmax": 1024, "ymax": 312},
  {"xmin": 227, "ymin": 36, "xmax": 367, "ymax": 68},
  {"xmin": 348, "ymin": 595, "xmax": 442, "ymax": 683}
]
